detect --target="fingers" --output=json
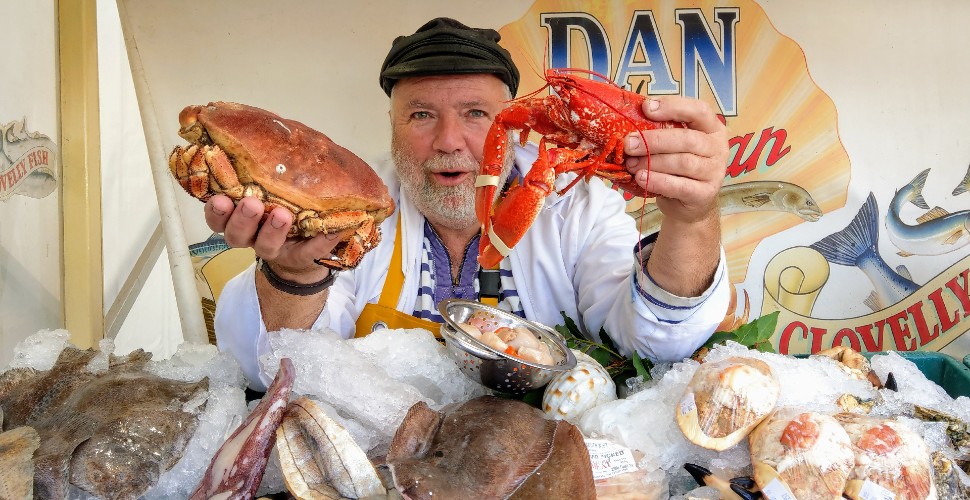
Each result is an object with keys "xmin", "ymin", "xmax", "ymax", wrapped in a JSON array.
[
  {"xmin": 642, "ymin": 95, "xmax": 724, "ymax": 135},
  {"xmin": 204, "ymin": 195, "xmax": 235, "ymax": 232}
]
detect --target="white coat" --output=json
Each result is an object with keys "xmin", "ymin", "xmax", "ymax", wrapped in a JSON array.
[{"xmin": 216, "ymin": 143, "xmax": 731, "ymax": 390}]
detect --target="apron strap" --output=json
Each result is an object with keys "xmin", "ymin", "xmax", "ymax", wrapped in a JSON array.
[{"xmin": 355, "ymin": 216, "xmax": 440, "ymax": 337}]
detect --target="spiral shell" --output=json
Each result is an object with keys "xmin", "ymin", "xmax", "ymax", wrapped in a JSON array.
[{"xmin": 542, "ymin": 350, "xmax": 617, "ymax": 423}]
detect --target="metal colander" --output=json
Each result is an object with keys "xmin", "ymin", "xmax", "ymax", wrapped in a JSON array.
[{"xmin": 438, "ymin": 298, "xmax": 576, "ymax": 395}]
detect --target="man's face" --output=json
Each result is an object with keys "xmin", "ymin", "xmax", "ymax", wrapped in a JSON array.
[{"xmin": 390, "ymin": 74, "xmax": 512, "ymax": 231}]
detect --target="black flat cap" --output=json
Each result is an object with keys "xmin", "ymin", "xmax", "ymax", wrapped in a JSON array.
[{"xmin": 379, "ymin": 17, "xmax": 520, "ymax": 97}]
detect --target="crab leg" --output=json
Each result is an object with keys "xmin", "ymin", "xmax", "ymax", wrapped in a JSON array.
[{"xmin": 189, "ymin": 358, "xmax": 295, "ymax": 500}]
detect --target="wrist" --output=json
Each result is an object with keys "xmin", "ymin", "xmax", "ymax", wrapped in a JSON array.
[{"xmin": 257, "ymin": 258, "xmax": 338, "ymax": 296}]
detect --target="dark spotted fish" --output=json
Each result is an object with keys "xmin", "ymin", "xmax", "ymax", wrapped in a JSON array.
[
  {"xmin": 0, "ymin": 426, "xmax": 40, "ymax": 499},
  {"xmin": 0, "ymin": 346, "xmax": 208, "ymax": 499},
  {"xmin": 189, "ymin": 357, "xmax": 295, "ymax": 500},
  {"xmin": 387, "ymin": 395, "xmax": 595, "ymax": 499}
]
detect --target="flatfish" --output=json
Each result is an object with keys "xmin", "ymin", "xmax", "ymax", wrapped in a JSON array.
[
  {"xmin": 0, "ymin": 425, "xmax": 41, "ymax": 499},
  {"xmin": 387, "ymin": 395, "xmax": 595, "ymax": 499},
  {"xmin": 0, "ymin": 346, "xmax": 208, "ymax": 499}
]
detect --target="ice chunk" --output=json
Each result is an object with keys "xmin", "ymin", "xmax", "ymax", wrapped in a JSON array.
[{"xmin": 3, "ymin": 328, "xmax": 70, "ymax": 372}]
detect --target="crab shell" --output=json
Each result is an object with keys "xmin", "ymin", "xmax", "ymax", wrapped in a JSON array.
[
  {"xmin": 169, "ymin": 102, "xmax": 394, "ymax": 269},
  {"xmin": 675, "ymin": 356, "xmax": 780, "ymax": 451}
]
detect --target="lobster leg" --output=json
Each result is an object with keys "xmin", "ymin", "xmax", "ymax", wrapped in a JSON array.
[{"xmin": 478, "ymin": 139, "xmax": 557, "ymax": 268}]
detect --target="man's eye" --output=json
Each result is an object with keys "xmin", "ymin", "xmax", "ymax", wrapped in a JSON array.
[
  {"xmin": 412, "ymin": 111, "xmax": 432, "ymax": 120},
  {"xmin": 468, "ymin": 109, "xmax": 488, "ymax": 119}
]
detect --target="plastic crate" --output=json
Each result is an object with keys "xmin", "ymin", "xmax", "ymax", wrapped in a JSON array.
[{"xmin": 876, "ymin": 351, "xmax": 970, "ymax": 400}]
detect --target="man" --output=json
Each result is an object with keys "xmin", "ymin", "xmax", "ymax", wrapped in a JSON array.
[{"xmin": 209, "ymin": 18, "xmax": 730, "ymax": 390}]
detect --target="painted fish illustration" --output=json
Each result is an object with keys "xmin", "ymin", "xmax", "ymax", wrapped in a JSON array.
[
  {"xmin": 629, "ymin": 181, "xmax": 822, "ymax": 234},
  {"xmin": 887, "ymin": 168, "xmax": 970, "ymax": 256},
  {"xmin": 953, "ymin": 163, "xmax": 970, "ymax": 196},
  {"xmin": 189, "ymin": 233, "xmax": 231, "ymax": 259},
  {"xmin": 810, "ymin": 193, "xmax": 919, "ymax": 312}
]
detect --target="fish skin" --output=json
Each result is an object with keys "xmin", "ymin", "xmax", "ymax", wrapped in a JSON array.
[
  {"xmin": 810, "ymin": 193, "xmax": 919, "ymax": 311},
  {"xmin": 631, "ymin": 181, "xmax": 822, "ymax": 234},
  {"xmin": 0, "ymin": 346, "xmax": 208, "ymax": 499},
  {"xmin": 0, "ymin": 426, "xmax": 41, "ymax": 500},
  {"xmin": 189, "ymin": 232, "xmax": 231, "ymax": 258},
  {"xmin": 387, "ymin": 396, "xmax": 595, "ymax": 500},
  {"xmin": 887, "ymin": 168, "xmax": 970, "ymax": 256},
  {"xmin": 189, "ymin": 357, "xmax": 295, "ymax": 500}
]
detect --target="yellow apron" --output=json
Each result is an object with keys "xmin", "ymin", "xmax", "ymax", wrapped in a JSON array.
[{"xmin": 354, "ymin": 217, "xmax": 498, "ymax": 338}]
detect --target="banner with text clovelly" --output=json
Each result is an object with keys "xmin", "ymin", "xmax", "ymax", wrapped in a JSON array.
[{"xmin": 495, "ymin": 0, "xmax": 970, "ymax": 355}]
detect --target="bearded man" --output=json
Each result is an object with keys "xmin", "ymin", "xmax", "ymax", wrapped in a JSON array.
[{"xmin": 207, "ymin": 17, "xmax": 731, "ymax": 391}]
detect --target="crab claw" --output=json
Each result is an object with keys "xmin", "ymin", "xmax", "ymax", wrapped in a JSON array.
[{"xmin": 684, "ymin": 463, "xmax": 761, "ymax": 500}]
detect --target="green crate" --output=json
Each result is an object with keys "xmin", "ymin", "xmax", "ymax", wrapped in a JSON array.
[{"xmin": 876, "ymin": 351, "xmax": 970, "ymax": 400}]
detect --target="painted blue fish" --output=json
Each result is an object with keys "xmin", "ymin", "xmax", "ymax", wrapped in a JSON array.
[
  {"xmin": 887, "ymin": 168, "xmax": 970, "ymax": 256},
  {"xmin": 953, "ymin": 163, "xmax": 970, "ymax": 196},
  {"xmin": 188, "ymin": 233, "xmax": 230, "ymax": 258},
  {"xmin": 810, "ymin": 193, "xmax": 919, "ymax": 312}
]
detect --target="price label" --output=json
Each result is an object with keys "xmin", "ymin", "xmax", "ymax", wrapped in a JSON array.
[
  {"xmin": 679, "ymin": 392, "xmax": 696, "ymax": 416},
  {"xmin": 584, "ymin": 438, "xmax": 638, "ymax": 480},
  {"xmin": 761, "ymin": 478, "xmax": 796, "ymax": 500},
  {"xmin": 859, "ymin": 480, "xmax": 895, "ymax": 500}
]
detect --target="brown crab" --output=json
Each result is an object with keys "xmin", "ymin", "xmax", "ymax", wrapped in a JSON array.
[{"xmin": 169, "ymin": 102, "xmax": 395, "ymax": 269}]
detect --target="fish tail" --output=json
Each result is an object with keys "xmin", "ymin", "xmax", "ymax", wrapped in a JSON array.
[
  {"xmin": 810, "ymin": 193, "xmax": 879, "ymax": 266},
  {"xmin": 953, "ymin": 163, "xmax": 970, "ymax": 196},
  {"xmin": 908, "ymin": 169, "xmax": 930, "ymax": 209}
]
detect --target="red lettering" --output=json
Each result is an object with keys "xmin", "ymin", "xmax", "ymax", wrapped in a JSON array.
[
  {"xmin": 855, "ymin": 323, "xmax": 884, "ymax": 351},
  {"xmin": 886, "ymin": 308, "xmax": 916, "ymax": 351},
  {"xmin": 944, "ymin": 268, "xmax": 970, "ymax": 317},
  {"xmin": 832, "ymin": 328, "xmax": 861, "ymax": 351},
  {"xmin": 808, "ymin": 327, "xmax": 827, "ymax": 353},
  {"xmin": 907, "ymin": 300, "xmax": 938, "ymax": 346},
  {"xmin": 28, "ymin": 151, "xmax": 36, "ymax": 168},
  {"xmin": 929, "ymin": 287, "xmax": 960, "ymax": 333},
  {"xmin": 725, "ymin": 127, "xmax": 792, "ymax": 178},
  {"xmin": 778, "ymin": 321, "xmax": 808, "ymax": 355}
]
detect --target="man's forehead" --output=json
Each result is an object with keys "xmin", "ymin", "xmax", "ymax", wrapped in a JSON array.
[{"xmin": 391, "ymin": 74, "xmax": 508, "ymax": 106}]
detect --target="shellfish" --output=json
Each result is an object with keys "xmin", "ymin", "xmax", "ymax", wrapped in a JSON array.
[
  {"xmin": 542, "ymin": 349, "xmax": 617, "ymax": 423},
  {"xmin": 676, "ymin": 357, "xmax": 780, "ymax": 451},
  {"xmin": 748, "ymin": 409, "xmax": 855, "ymax": 499}
]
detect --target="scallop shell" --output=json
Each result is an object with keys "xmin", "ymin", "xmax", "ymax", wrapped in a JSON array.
[
  {"xmin": 542, "ymin": 350, "xmax": 617, "ymax": 423},
  {"xmin": 749, "ymin": 409, "xmax": 855, "ymax": 500},
  {"xmin": 675, "ymin": 356, "xmax": 780, "ymax": 451}
]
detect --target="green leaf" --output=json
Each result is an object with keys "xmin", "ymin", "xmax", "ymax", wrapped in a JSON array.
[{"xmin": 631, "ymin": 351, "xmax": 650, "ymax": 380}]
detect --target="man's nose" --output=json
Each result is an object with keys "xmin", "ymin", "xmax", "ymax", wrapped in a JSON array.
[{"xmin": 432, "ymin": 114, "xmax": 464, "ymax": 154}]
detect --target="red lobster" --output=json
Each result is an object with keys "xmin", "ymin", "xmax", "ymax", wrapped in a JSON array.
[{"xmin": 475, "ymin": 69, "xmax": 685, "ymax": 268}]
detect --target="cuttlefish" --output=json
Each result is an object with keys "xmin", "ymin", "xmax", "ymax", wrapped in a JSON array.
[{"xmin": 386, "ymin": 395, "xmax": 595, "ymax": 499}]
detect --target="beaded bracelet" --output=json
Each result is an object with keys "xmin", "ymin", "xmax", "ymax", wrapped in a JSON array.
[{"xmin": 256, "ymin": 258, "xmax": 338, "ymax": 296}]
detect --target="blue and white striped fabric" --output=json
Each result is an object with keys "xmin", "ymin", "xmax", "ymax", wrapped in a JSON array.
[{"xmin": 411, "ymin": 220, "xmax": 525, "ymax": 323}]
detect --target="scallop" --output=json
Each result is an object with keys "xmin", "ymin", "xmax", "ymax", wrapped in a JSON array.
[{"xmin": 542, "ymin": 350, "xmax": 617, "ymax": 424}]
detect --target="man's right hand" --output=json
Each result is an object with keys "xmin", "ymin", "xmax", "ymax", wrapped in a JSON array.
[{"xmin": 204, "ymin": 194, "xmax": 349, "ymax": 281}]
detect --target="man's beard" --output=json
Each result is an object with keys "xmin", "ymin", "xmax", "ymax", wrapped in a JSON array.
[{"xmin": 391, "ymin": 132, "xmax": 514, "ymax": 231}]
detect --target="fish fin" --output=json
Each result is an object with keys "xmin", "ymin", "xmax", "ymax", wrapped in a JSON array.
[
  {"xmin": 740, "ymin": 192, "xmax": 771, "ymax": 208},
  {"xmin": 864, "ymin": 291, "xmax": 883, "ymax": 312},
  {"xmin": 810, "ymin": 193, "xmax": 879, "ymax": 266},
  {"xmin": 907, "ymin": 169, "xmax": 931, "ymax": 209},
  {"xmin": 953, "ymin": 164, "xmax": 970, "ymax": 196},
  {"xmin": 944, "ymin": 229, "xmax": 967, "ymax": 245},
  {"xmin": 896, "ymin": 265, "xmax": 913, "ymax": 281},
  {"xmin": 386, "ymin": 402, "xmax": 443, "ymax": 461},
  {"xmin": 916, "ymin": 206, "xmax": 950, "ymax": 223},
  {"xmin": 897, "ymin": 250, "xmax": 914, "ymax": 257}
]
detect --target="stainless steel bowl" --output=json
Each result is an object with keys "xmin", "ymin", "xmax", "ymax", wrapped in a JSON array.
[{"xmin": 438, "ymin": 298, "xmax": 577, "ymax": 395}]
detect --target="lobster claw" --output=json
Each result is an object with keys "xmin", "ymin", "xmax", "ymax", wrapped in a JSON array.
[{"xmin": 477, "ymin": 139, "xmax": 558, "ymax": 268}]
